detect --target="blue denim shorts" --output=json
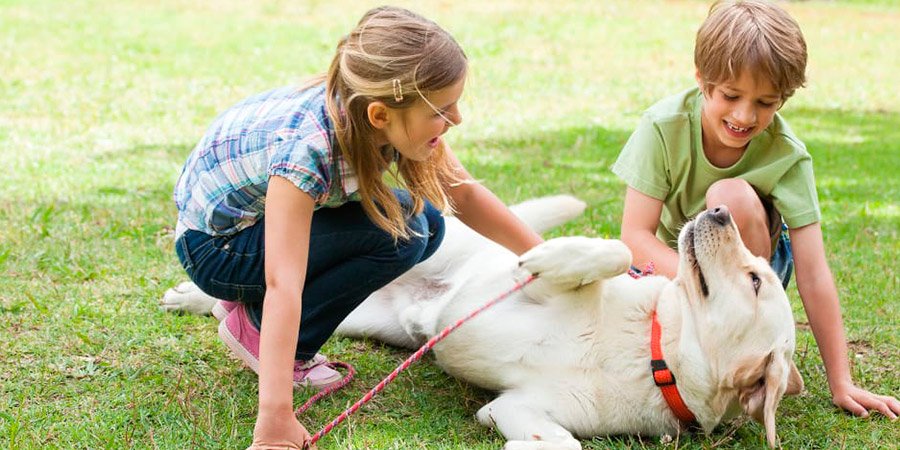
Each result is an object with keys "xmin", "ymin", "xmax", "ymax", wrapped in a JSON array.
[{"xmin": 770, "ymin": 224, "xmax": 793, "ymax": 289}]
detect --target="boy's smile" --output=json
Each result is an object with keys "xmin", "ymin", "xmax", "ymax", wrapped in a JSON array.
[{"xmin": 698, "ymin": 70, "xmax": 781, "ymax": 165}]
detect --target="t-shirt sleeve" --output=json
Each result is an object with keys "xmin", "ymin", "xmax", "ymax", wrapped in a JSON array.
[
  {"xmin": 267, "ymin": 140, "xmax": 330, "ymax": 202},
  {"xmin": 770, "ymin": 157, "xmax": 821, "ymax": 228},
  {"xmin": 611, "ymin": 114, "xmax": 670, "ymax": 200}
]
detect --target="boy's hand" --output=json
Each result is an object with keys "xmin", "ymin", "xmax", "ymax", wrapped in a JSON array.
[{"xmin": 832, "ymin": 381, "xmax": 900, "ymax": 420}]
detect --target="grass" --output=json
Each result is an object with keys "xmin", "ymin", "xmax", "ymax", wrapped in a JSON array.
[{"xmin": 1, "ymin": 0, "xmax": 898, "ymax": 448}]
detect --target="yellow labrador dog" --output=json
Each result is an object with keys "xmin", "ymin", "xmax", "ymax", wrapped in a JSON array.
[{"xmin": 162, "ymin": 196, "xmax": 802, "ymax": 449}]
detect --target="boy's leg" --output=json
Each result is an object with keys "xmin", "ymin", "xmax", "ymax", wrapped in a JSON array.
[
  {"xmin": 705, "ymin": 178, "xmax": 772, "ymax": 259},
  {"xmin": 770, "ymin": 225, "xmax": 794, "ymax": 289},
  {"xmin": 762, "ymin": 196, "xmax": 794, "ymax": 289},
  {"xmin": 703, "ymin": 178, "xmax": 793, "ymax": 288}
]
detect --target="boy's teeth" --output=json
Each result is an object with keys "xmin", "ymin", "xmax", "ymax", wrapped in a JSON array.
[{"xmin": 726, "ymin": 122, "xmax": 749, "ymax": 132}]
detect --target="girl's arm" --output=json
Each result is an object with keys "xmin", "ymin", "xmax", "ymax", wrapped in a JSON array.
[
  {"xmin": 620, "ymin": 187, "xmax": 678, "ymax": 278},
  {"xmin": 252, "ymin": 175, "xmax": 316, "ymax": 448},
  {"xmin": 442, "ymin": 144, "xmax": 542, "ymax": 256},
  {"xmin": 791, "ymin": 222, "xmax": 900, "ymax": 419}
]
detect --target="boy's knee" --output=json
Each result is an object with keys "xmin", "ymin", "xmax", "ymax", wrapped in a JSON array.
[
  {"xmin": 706, "ymin": 178, "xmax": 774, "ymax": 258},
  {"xmin": 706, "ymin": 179, "xmax": 765, "ymax": 217}
]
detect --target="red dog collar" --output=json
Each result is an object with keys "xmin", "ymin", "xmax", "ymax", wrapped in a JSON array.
[{"xmin": 651, "ymin": 311, "xmax": 697, "ymax": 426}]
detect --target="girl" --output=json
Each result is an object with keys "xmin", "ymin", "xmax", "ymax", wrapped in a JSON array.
[{"xmin": 171, "ymin": 6, "xmax": 542, "ymax": 449}]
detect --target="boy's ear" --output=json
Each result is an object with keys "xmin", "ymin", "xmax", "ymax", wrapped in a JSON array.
[
  {"xmin": 367, "ymin": 101, "xmax": 390, "ymax": 130},
  {"xmin": 695, "ymin": 70, "xmax": 713, "ymax": 99}
]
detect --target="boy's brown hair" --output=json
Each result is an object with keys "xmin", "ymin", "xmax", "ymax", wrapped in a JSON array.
[{"xmin": 695, "ymin": 0, "xmax": 807, "ymax": 101}]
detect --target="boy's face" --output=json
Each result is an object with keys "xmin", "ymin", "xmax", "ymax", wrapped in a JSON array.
[{"xmin": 697, "ymin": 70, "xmax": 782, "ymax": 154}]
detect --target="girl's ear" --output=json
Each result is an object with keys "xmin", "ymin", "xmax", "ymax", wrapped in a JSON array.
[{"xmin": 367, "ymin": 101, "xmax": 390, "ymax": 129}]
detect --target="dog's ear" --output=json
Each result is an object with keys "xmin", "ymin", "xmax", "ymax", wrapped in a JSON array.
[
  {"xmin": 733, "ymin": 353, "xmax": 769, "ymax": 422},
  {"xmin": 732, "ymin": 351, "xmax": 794, "ymax": 448},
  {"xmin": 784, "ymin": 360, "xmax": 804, "ymax": 396}
]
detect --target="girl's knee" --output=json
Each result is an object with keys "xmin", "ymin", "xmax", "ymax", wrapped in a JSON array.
[
  {"xmin": 391, "ymin": 206, "xmax": 444, "ymax": 270},
  {"xmin": 394, "ymin": 190, "xmax": 445, "ymax": 263},
  {"xmin": 398, "ymin": 214, "xmax": 432, "ymax": 262},
  {"xmin": 419, "ymin": 201, "xmax": 445, "ymax": 261}
]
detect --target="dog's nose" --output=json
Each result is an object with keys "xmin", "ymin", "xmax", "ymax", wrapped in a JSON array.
[{"xmin": 709, "ymin": 205, "xmax": 731, "ymax": 226}]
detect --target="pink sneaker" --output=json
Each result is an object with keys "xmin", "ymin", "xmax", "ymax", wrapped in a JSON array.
[
  {"xmin": 218, "ymin": 305, "xmax": 343, "ymax": 389},
  {"xmin": 293, "ymin": 354, "xmax": 343, "ymax": 388},
  {"xmin": 211, "ymin": 300, "xmax": 239, "ymax": 321}
]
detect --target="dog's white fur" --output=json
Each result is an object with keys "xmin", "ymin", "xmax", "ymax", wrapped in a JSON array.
[{"xmin": 162, "ymin": 195, "xmax": 803, "ymax": 449}]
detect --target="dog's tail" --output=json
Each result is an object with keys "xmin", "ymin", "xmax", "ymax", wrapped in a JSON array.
[{"xmin": 509, "ymin": 195, "xmax": 587, "ymax": 234}]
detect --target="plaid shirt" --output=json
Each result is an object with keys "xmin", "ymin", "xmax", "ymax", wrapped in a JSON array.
[{"xmin": 174, "ymin": 84, "xmax": 359, "ymax": 238}]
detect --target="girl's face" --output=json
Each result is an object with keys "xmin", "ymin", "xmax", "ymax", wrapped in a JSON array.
[
  {"xmin": 380, "ymin": 77, "xmax": 465, "ymax": 161},
  {"xmin": 698, "ymin": 69, "xmax": 782, "ymax": 155}
]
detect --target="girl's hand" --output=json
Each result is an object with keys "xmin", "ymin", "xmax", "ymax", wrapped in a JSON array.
[
  {"xmin": 248, "ymin": 409, "xmax": 315, "ymax": 450},
  {"xmin": 831, "ymin": 381, "xmax": 900, "ymax": 420}
]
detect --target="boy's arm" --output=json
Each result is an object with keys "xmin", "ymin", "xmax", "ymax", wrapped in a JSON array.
[
  {"xmin": 791, "ymin": 222, "xmax": 900, "ymax": 419},
  {"xmin": 620, "ymin": 187, "xmax": 679, "ymax": 278}
]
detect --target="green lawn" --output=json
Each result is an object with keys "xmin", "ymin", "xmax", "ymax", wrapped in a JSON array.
[{"xmin": 1, "ymin": 0, "xmax": 898, "ymax": 448}]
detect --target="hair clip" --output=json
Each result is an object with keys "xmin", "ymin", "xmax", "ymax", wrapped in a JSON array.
[{"xmin": 392, "ymin": 79, "xmax": 404, "ymax": 102}]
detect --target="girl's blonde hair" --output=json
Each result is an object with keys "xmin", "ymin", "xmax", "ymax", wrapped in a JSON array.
[
  {"xmin": 321, "ymin": 6, "xmax": 467, "ymax": 240},
  {"xmin": 695, "ymin": 0, "xmax": 807, "ymax": 101}
]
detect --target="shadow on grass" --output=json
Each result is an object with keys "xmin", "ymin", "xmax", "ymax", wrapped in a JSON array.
[{"xmin": 785, "ymin": 107, "xmax": 900, "ymax": 205}]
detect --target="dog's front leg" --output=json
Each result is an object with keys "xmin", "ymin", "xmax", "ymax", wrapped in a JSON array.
[
  {"xmin": 517, "ymin": 237, "xmax": 631, "ymax": 302},
  {"xmin": 477, "ymin": 393, "xmax": 581, "ymax": 450}
]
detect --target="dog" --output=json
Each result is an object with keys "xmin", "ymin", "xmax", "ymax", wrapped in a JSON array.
[{"xmin": 162, "ymin": 195, "xmax": 803, "ymax": 449}]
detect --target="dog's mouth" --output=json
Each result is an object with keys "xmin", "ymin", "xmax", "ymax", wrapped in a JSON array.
[{"xmin": 682, "ymin": 222, "xmax": 709, "ymax": 297}]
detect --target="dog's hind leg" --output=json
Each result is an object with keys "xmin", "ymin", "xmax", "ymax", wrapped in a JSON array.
[
  {"xmin": 477, "ymin": 392, "xmax": 582, "ymax": 450},
  {"xmin": 159, "ymin": 281, "xmax": 218, "ymax": 316},
  {"xmin": 509, "ymin": 195, "xmax": 586, "ymax": 234},
  {"xmin": 334, "ymin": 285, "xmax": 421, "ymax": 349}
]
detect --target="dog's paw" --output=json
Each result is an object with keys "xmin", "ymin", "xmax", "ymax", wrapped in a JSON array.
[
  {"xmin": 159, "ymin": 281, "xmax": 218, "ymax": 315},
  {"xmin": 519, "ymin": 237, "xmax": 631, "ymax": 287}
]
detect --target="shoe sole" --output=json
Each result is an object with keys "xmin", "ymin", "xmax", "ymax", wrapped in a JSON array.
[
  {"xmin": 211, "ymin": 302, "xmax": 229, "ymax": 322},
  {"xmin": 218, "ymin": 319, "xmax": 260, "ymax": 375}
]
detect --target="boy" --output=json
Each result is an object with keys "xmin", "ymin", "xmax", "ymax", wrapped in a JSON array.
[{"xmin": 612, "ymin": 0, "xmax": 899, "ymax": 419}]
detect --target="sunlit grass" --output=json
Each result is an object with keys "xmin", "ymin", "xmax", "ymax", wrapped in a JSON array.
[{"xmin": 1, "ymin": 0, "xmax": 898, "ymax": 448}]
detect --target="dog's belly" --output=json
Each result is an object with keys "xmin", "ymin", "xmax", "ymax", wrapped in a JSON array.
[
  {"xmin": 430, "ymin": 294, "xmax": 634, "ymax": 391},
  {"xmin": 435, "ymin": 303, "xmax": 571, "ymax": 389}
]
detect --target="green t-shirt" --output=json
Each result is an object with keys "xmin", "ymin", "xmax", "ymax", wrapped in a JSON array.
[{"xmin": 611, "ymin": 87, "xmax": 821, "ymax": 248}]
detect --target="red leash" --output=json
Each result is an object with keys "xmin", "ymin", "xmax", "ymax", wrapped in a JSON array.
[{"xmin": 300, "ymin": 274, "xmax": 536, "ymax": 448}]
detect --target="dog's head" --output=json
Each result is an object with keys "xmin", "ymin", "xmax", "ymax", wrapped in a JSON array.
[{"xmin": 675, "ymin": 205, "xmax": 803, "ymax": 447}]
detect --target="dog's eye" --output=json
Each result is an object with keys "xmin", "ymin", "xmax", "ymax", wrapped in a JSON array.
[{"xmin": 750, "ymin": 272, "xmax": 761, "ymax": 294}]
